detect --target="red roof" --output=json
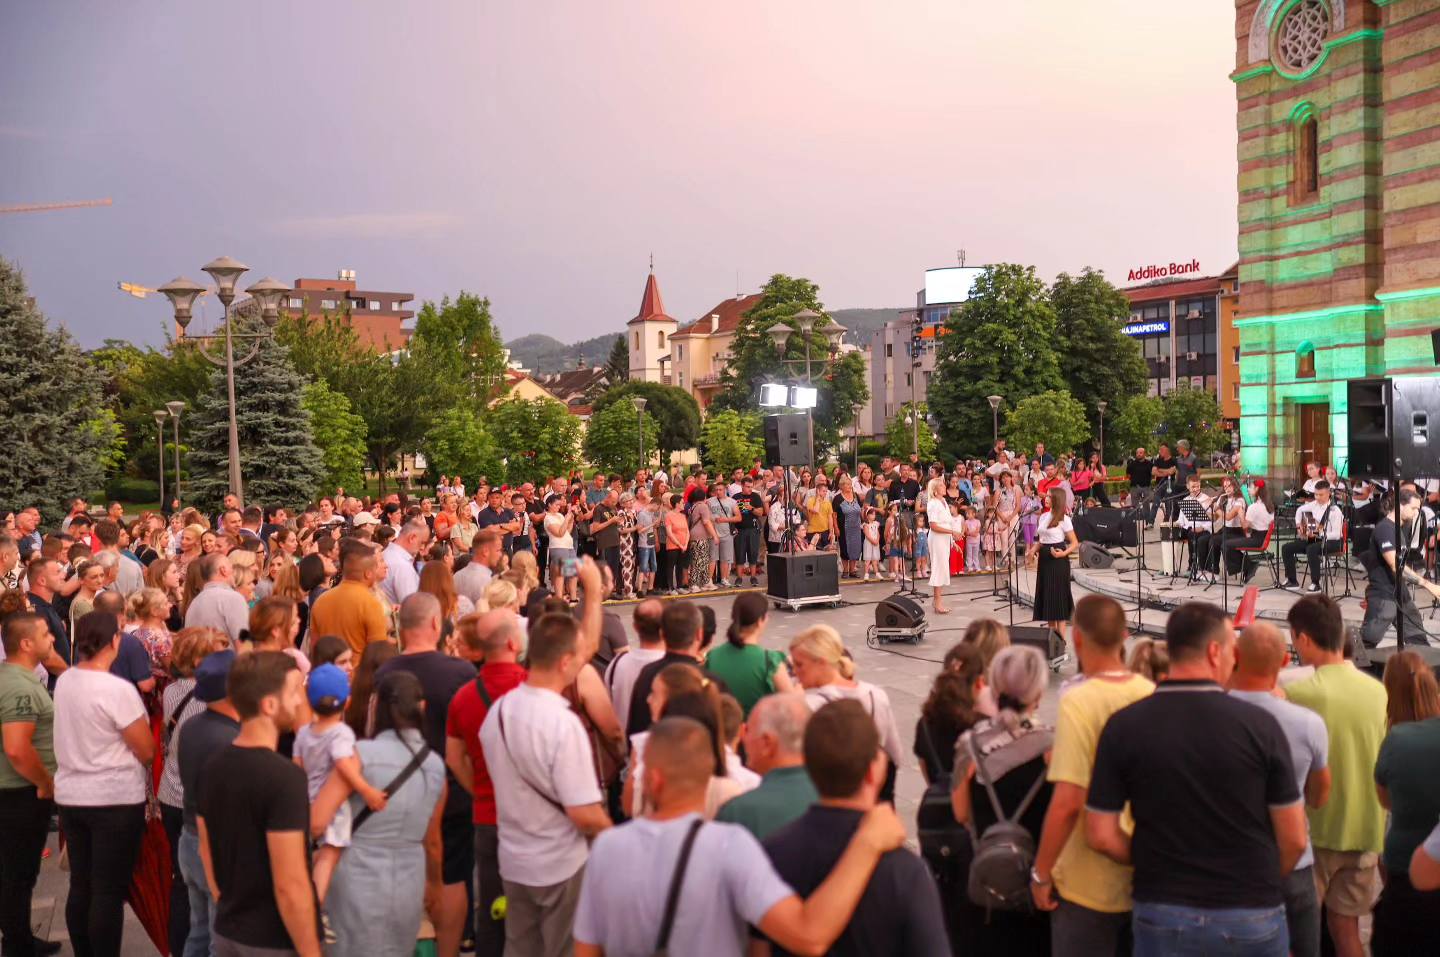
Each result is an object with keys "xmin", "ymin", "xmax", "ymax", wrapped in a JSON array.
[
  {"xmin": 670, "ymin": 293, "xmax": 764, "ymax": 340},
  {"xmin": 627, "ymin": 270, "xmax": 675, "ymax": 325}
]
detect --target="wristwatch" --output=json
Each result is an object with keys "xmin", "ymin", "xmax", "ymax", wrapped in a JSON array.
[{"xmin": 1029, "ymin": 867, "xmax": 1052, "ymax": 887}]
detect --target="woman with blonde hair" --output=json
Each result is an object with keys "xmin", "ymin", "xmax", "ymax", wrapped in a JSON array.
[
  {"xmin": 231, "ymin": 564, "xmax": 258, "ymax": 605},
  {"xmin": 925, "ymin": 477, "xmax": 958, "ymax": 613},
  {"xmin": 450, "ymin": 499, "xmax": 479, "ymax": 551},
  {"xmin": 509, "ymin": 549, "xmax": 539, "ymax": 590},
  {"xmin": 145, "ymin": 558, "xmax": 185, "ymax": 631},
  {"xmin": 247, "ymin": 596, "xmax": 309, "ymax": 673},
  {"xmin": 125, "ymin": 587, "xmax": 175, "ymax": 676},
  {"xmin": 482, "ymin": 577, "xmax": 520, "ymax": 615},
  {"xmin": 788, "ymin": 623, "xmax": 904, "ymax": 799}
]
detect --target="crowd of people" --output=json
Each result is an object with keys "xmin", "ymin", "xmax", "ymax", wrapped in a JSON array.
[{"xmin": 1, "ymin": 443, "xmax": 1439, "ymax": 956}]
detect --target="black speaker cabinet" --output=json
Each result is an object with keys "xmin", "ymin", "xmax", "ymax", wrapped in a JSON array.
[
  {"xmin": 1079, "ymin": 541, "xmax": 1115, "ymax": 569},
  {"xmin": 1348, "ymin": 377, "xmax": 1440, "ymax": 479},
  {"xmin": 1074, "ymin": 508, "xmax": 1138, "ymax": 548},
  {"xmin": 1009, "ymin": 625, "xmax": 1066, "ymax": 662},
  {"xmin": 1347, "ymin": 378, "xmax": 1391, "ymax": 480},
  {"xmin": 764, "ymin": 414, "xmax": 813, "ymax": 467},
  {"xmin": 766, "ymin": 551, "xmax": 840, "ymax": 608},
  {"xmin": 875, "ymin": 594, "xmax": 925, "ymax": 631}
]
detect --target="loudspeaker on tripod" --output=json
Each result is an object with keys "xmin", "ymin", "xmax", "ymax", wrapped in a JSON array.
[{"xmin": 763, "ymin": 414, "xmax": 813, "ymax": 468}]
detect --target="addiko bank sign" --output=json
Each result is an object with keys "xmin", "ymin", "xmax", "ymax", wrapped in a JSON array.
[{"xmin": 1127, "ymin": 259, "xmax": 1201, "ymax": 283}]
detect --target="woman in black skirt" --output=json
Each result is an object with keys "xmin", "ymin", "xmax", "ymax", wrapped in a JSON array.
[{"xmin": 1026, "ymin": 487, "xmax": 1079, "ymax": 645}]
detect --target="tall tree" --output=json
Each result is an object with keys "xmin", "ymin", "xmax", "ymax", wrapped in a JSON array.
[
  {"xmin": 88, "ymin": 338, "xmax": 211, "ymax": 483},
  {"xmin": 301, "ymin": 380, "xmax": 368, "ymax": 494},
  {"xmin": 928, "ymin": 264, "xmax": 1063, "ymax": 459},
  {"xmin": 710, "ymin": 273, "xmax": 868, "ymax": 459},
  {"xmin": 1160, "ymin": 384, "xmax": 1227, "ymax": 457},
  {"xmin": 1051, "ymin": 268, "xmax": 1148, "ymax": 426},
  {"xmin": 0, "ymin": 259, "xmax": 112, "ymax": 520},
  {"xmin": 184, "ymin": 316, "xmax": 325, "ymax": 510},
  {"xmin": 423, "ymin": 407, "xmax": 505, "ymax": 487},
  {"xmin": 275, "ymin": 311, "xmax": 373, "ymax": 405},
  {"xmin": 408, "ymin": 292, "xmax": 508, "ymax": 407},
  {"xmin": 1003, "ymin": 390, "xmax": 1091, "ymax": 456},
  {"xmin": 591, "ymin": 382, "xmax": 701, "ymax": 466},
  {"xmin": 603, "ymin": 336, "xmax": 629, "ymax": 387},
  {"xmin": 487, "ymin": 396, "xmax": 581, "ymax": 486},
  {"xmin": 885, "ymin": 402, "xmax": 937, "ymax": 461},
  {"xmin": 698, "ymin": 410, "xmax": 764, "ymax": 475},
  {"xmin": 583, "ymin": 400, "xmax": 658, "ymax": 475}
]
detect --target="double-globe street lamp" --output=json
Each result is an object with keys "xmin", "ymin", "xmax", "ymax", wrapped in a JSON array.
[
  {"xmin": 151, "ymin": 402, "xmax": 187, "ymax": 510},
  {"xmin": 158, "ymin": 258, "xmax": 289, "ymax": 509}
]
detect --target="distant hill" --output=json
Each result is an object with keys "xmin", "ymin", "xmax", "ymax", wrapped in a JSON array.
[{"xmin": 507, "ymin": 307, "xmax": 906, "ymax": 375}]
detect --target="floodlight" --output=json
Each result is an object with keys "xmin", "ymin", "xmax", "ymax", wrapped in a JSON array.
[
  {"xmin": 790, "ymin": 386, "xmax": 819, "ymax": 409},
  {"xmin": 759, "ymin": 383, "xmax": 790, "ymax": 408}
]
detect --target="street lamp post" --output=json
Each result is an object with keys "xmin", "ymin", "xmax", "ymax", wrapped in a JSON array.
[
  {"xmin": 631, "ymin": 396, "xmax": 648, "ymax": 472},
  {"xmin": 158, "ymin": 260, "xmax": 289, "ymax": 509},
  {"xmin": 166, "ymin": 401, "xmax": 185, "ymax": 507},
  {"xmin": 987, "ymin": 394, "xmax": 1003, "ymax": 449},
  {"xmin": 152, "ymin": 410, "xmax": 168, "ymax": 509},
  {"xmin": 1097, "ymin": 400, "xmax": 1108, "ymax": 459}
]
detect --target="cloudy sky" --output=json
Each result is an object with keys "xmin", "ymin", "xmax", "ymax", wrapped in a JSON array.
[{"xmin": 1, "ymin": 1, "xmax": 1239, "ymax": 347}]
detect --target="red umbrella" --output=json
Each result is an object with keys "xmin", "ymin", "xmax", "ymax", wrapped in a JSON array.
[{"xmin": 127, "ymin": 716, "xmax": 172, "ymax": 955}]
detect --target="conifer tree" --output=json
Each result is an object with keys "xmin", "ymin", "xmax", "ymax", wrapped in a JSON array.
[
  {"xmin": 0, "ymin": 258, "xmax": 111, "ymax": 520},
  {"xmin": 185, "ymin": 316, "xmax": 325, "ymax": 510}
]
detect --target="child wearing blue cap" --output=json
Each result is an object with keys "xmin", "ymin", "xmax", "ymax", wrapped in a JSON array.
[{"xmin": 294, "ymin": 663, "xmax": 388, "ymax": 915}]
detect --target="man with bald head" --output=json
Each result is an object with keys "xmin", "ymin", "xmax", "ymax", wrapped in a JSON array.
[
  {"xmin": 446, "ymin": 608, "xmax": 528, "ymax": 956},
  {"xmin": 376, "ymin": 592, "xmax": 478, "ymax": 957},
  {"xmin": 715, "ymin": 693, "xmax": 818, "ymax": 839},
  {"xmin": 602, "ymin": 598, "xmax": 665, "ymax": 729},
  {"xmin": 1229, "ymin": 622, "xmax": 1331, "ymax": 957}
]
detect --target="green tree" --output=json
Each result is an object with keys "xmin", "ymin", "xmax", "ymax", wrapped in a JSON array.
[
  {"xmin": 185, "ymin": 316, "xmax": 326, "ymax": 510},
  {"xmin": 1003, "ymin": 390, "xmax": 1090, "ymax": 456},
  {"xmin": 583, "ymin": 400, "xmax": 659, "ymax": 475},
  {"xmin": 1110, "ymin": 395, "xmax": 1165, "ymax": 457},
  {"xmin": 0, "ymin": 259, "xmax": 112, "ymax": 519},
  {"xmin": 301, "ymin": 380, "xmax": 368, "ymax": 494},
  {"xmin": 1051, "ymin": 268, "xmax": 1148, "ymax": 425},
  {"xmin": 928, "ymin": 264, "xmax": 1064, "ymax": 458},
  {"xmin": 82, "ymin": 407, "xmax": 127, "ymax": 477},
  {"xmin": 487, "ymin": 396, "xmax": 581, "ymax": 486},
  {"xmin": 408, "ymin": 292, "xmax": 509, "ymax": 407},
  {"xmin": 275, "ymin": 311, "xmax": 374, "ymax": 404},
  {"xmin": 710, "ymin": 274, "xmax": 867, "ymax": 459},
  {"xmin": 423, "ymin": 407, "xmax": 505, "ymax": 487},
  {"xmin": 603, "ymin": 335, "xmax": 629, "ymax": 387},
  {"xmin": 1160, "ymin": 384, "xmax": 1227, "ymax": 457},
  {"xmin": 348, "ymin": 352, "xmax": 432, "ymax": 494},
  {"xmin": 88, "ymin": 338, "xmax": 211, "ymax": 482},
  {"xmin": 699, "ymin": 410, "xmax": 764, "ymax": 474},
  {"xmin": 885, "ymin": 402, "xmax": 937, "ymax": 461},
  {"xmin": 591, "ymin": 381, "xmax": 702, "ymax": 465}
]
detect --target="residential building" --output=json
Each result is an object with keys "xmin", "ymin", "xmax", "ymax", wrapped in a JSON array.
[
  {"xmin": 279, "ymin": 270, "xmax": 414, "ymax": 352},
  {"xmin": 667, "ymin": 292, "xmax": 765, "ymax": 408},
  {"xmin": 491, "ymin": 369, "xmax": 565, "ymax": 409},
  {"xmin": 626, "ymin": 267, "xmax": 678, "ymax": 384},
  {"xmin": 534, "ymin": 365, "xmax": 611, "ymax": 422},
  {"xmin": 1231, "ymin": 0, "xmax": 1440, "ymax": 481},
  {"xmin": 1120, "ymin": 263, "xmax": 1241, "ymax": 424}
]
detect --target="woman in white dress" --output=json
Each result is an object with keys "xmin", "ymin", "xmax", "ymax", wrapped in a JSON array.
[{"xmin": 925, "ymin": 478, "xmax": 957, "ymax": 614}]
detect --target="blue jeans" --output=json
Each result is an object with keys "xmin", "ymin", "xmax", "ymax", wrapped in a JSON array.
[
  {"xmin": 178, "ymin": 826, "xmax": 215, "ymax": 957},
  {"xmin": 1133, "ymin": 902, "xmax": 1288, "ymax": 957},
  {"xmin": 636, "ymin": 546, "xmax": 656, "ymax": 573}
]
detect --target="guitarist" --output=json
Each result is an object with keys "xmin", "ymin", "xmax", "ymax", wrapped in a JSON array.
[
  {"xmin": 1359, "ymin": 488, "xmax": 1440, "ymax": 648},
  {"xmin": 1281, "ymin": 481, "xmax": 1344, "ymax": 592}
]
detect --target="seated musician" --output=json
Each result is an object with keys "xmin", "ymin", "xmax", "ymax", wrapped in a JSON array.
[
  {"xmin": 1204, "ymin": 476, "xmax": 1247, "ymax": 575},
  {"xmin": 1295, "ymin": 461, "xmax": 1322, "ymax": 502},
  {"xmin": 1173, "ymin": 474, "xmax": 1212, "ymax": 574},
  {"xmin": 1282, "ymin": 480, "xmax": 1344, "ymax": 591}
]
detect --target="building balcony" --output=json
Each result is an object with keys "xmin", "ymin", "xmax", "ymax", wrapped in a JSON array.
[{"xmin": 694, "ymin": 373, "xmax": 722, "ymax": 387}]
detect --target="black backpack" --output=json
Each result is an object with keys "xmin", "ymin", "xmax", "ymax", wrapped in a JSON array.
[
  {"xmin": 915, "ymin": 721, "xmax": 971, "ymax": 880},
  {"xmin": 964, "ymin": 733, "xmax": 1048, "ymax": 913}
]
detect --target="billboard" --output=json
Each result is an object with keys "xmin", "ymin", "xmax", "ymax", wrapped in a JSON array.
[{"xmin": 924, "ymin": 267, "xmax": 984, "ymax": 307}]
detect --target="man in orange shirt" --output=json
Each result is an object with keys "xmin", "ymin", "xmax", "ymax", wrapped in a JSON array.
[{"xmin": 309, "ymin": 544, "xmax": 389, "ymax": 656}]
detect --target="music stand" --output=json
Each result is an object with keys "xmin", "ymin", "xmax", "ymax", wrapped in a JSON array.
[{"xmin": 1178, "ymin": 498, "xmax": 1212, "ymax": 583}]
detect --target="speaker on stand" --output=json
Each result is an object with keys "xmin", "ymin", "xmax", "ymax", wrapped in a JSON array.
[{"xmin": 867, "ymin": 594, "xmax": 927, "ymax": 646}]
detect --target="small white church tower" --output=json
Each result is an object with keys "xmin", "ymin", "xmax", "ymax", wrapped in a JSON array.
[{"xmin": 627, "ymin": 260, "xmax": 677, "ymax": 384}]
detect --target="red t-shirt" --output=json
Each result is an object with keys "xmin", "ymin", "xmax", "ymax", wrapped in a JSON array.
[{"xmin": 445, "ymin": 662, "xmax": 527, "ymax": 824}]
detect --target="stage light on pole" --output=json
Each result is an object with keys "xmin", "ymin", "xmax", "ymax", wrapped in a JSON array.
[
  {"xmin": 790, "ymin": 385, "xmax": 819, "ymax": 410},
  {"xmin": 759, "ymin": 383, "xmax": 790, "ymax": 408}
]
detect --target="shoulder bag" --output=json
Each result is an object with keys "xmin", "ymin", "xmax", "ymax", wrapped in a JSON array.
[
  {"xmin": 652, "ymin": 819, "xmax": 704, "ymax": 957},
  {"xmin": 351, "ymin": 741, "xmax": 433, "ymax": 833}
]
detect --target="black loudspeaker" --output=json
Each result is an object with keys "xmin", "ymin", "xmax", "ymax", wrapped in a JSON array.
[
  {"xmin": 1079, "ymin": 541, "xmax": 1115, "ymax": 569},
  {"xmin": 1010, "ymin": 625, "xmax": 1066, "ymax": 662},
  {"xmin": 1347, "ymin": 378, "xmax": 1391, "ymax": 480},
  {"xmin": 1348, "ymin": 377, "xmax": 1440, "ymax": 479},
  {"xmin": 1432, "ymin": 329, "xmax": 1440, "ymax": 365},
  {"xmin": 766, "ymin": 552, "xmax": 840, "ymax": 603},
  {"xmin": 1363, "ymin": 644, "xmax": 1440, "ymax": 680},
  {"xmin": 1074, "ymin": 508, "xmax": 1138, "ymax": 548},
  {"xmin": 764, "ymin": 414, "xmax": 813, "ymax": 467},
  {"xmin": 1392, "ymin": 377, "xmax": 1440, "ymax": 478},
  {"xmin": 875, "ymin": 594, "xmax": 925, "ymax": 631}
]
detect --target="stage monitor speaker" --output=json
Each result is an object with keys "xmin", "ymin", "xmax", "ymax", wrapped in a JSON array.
[
  {"xmin": 1074, "ymin": 509, "xmax": 1138, "ymax": 549},
  {"xmin": 1079, "ymin": 541, "xmax": 1115, "ymax": 569},
  {"xmin": 875, "ymin": 594, "xmax": 925, "ymax": 631},
  {"xmin": 1363, "ymin": 644, "xmax": 1440, "ymax": 680},
  {"xmin": 764, "ymin": 414, "xmax": 813, "ymax": 467},
  {"xmin": 1010, "ymin": 625, "xmax": 1066, "ymax": 662},
  {"xmin": 766, "ymin": 552, "xmax": 840, "ymax": 601}
]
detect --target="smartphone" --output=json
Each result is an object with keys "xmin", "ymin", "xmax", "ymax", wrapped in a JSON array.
[{"xmin": 563, "ymin": 556, "xmax": 577, "ymax": 578}]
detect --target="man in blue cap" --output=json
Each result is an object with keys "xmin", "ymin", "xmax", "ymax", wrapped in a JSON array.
[{"xmin": 175, "ymin": 650, "xmax": 239, "ymax": 957}]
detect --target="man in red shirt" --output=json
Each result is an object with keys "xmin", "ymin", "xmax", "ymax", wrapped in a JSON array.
[{"xmin": 445, "ymin": 609, "xmax": 528, "ymax": 955}]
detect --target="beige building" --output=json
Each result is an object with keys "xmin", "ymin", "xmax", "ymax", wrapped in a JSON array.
[{"xmin": 666, "ymin": 292, "xmax": 765, "ymax": 409}]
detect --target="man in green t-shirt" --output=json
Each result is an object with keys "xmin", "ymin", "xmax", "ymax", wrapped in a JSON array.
[
  {"xmin": 1283, "ymin": 594, "xmax": 1386, "ymax": 957},
  {"xmin": 715, "ymin": 693, "xmax": 817, "ymax": 840},
  {"xmin": 0, "ymin": 612, "xmax": 60, "ymax": 957}
]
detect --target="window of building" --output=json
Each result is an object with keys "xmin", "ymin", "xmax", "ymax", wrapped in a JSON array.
[
  {"xmin": 1296, "ymin": 341, "xmax": 1316, "ymax": 379},
  {"xmin": 677, "ymin": 345, "xmax": 683, "ymax": 360},
  {"xmin": 1233, "ymin": 346, "xmax": 1241, "ymax": 364},
  {"xmin": 288, "ymin": 297, "xmax": 302, "ymax": 309},
  {"xmin": 885, "ymin": 343, "xmax": 893, "ymax": 357},
  {"xmin": 634, "ymin": 331, "xmax": 640, "ymax": 351},
  {"xmin": 320, "ymin": 299, "xmax": 337, "ymax": 310},
  {"xmin": 1276, "ymin": 1, "xmax": 1330, "ymax": 74},
  {"xmin": 1233, "ymin": 383, "xmax": 1240, "ymax": 400},
  {"xmin": 678, "ymin": 371, "xmax": 685, "ymax": 388},
  {"xmin": 1291, "ymin": 105, "xmax": 1320, "ymax": 203},
  {"xmin": 658, "ymin": 331, "xmax": 666, "ymax": 348},
  {"xmin": 905, "ymin": 373, "xmax": 912, "ymax": 387},
  {"xmin": 368, "ymin": 300, "xmax": 381, "ymax": 310},
  {"xmin": 924, "ymin": 370, "xmax": 933, "ymax": 388}
]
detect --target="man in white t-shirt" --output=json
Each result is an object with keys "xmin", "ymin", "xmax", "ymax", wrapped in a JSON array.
[
  {"xmin": 479, "ymin": 608, "xmax": 612, "ymax": 956},
  {"xmin": 574, "ymin": 715, "xmax": 906, "ymax": 957},
  {"xmin": 380, "ymin": 518, "xmax": 429, "ymax": 607},
  {"xmin": 603, "ymin": 600, "xmax": 665, "ymax": 727}
]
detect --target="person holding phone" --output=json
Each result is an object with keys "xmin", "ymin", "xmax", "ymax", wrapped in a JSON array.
[
  {"xmin": 544, "ymin": 496, "xmax": 578, "ymax": 603},
  {"xmin": 1027, "ymin": 488, "xmax": 1079, "ymax": 646}
]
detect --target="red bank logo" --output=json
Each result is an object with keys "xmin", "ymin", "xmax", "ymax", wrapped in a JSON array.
[{"xmin": 1127, "ymin": 259, "xmax": 1201, "ymax": 282}]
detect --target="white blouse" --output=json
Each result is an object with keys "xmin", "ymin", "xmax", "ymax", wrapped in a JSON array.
[
  {"xmin": 1037, "ymin": 513, "xmax": 1073, "ymax": 545},
  {"xmin": 1245, "ymin": 502, "xmax": 1273, "ymax": 533},
  {"xmin": 926, "ymin": 497, "xmax": 954, "ymax": 539}
]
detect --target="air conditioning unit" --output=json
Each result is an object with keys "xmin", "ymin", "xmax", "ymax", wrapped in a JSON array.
[
  {"xmin": 1186, "ymin": 351, "xmax": 1199, "ymax": 361},
  {"xmin": 1191, "ymin": 376, "xmax": 1205, "ymax": 388}
]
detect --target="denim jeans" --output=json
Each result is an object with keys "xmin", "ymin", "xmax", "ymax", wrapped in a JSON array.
[
  {"xmin": 1281, "ymin": 866, "xmax": 1320, "ymax": 957},
  {"xmin": 1133, "ymin": 901, "xmax": 1288, "ymax": 957},
  {"xmin": 177, "ymin": 826, "xmax": 215, "ymax": 957}
]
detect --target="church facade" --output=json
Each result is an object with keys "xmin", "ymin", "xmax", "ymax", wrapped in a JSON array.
[{"xmin": 1234, "ymin": 0, "xmax": 1440, "ymax": 480}]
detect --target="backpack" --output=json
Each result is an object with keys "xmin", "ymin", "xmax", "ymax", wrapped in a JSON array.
[
  {"xmin": 915, "ymin": 721, "xmax": 971, "ymax": 881},
  {"xmin": 964, "ymin": 733, "xmax": 1048, "ymax": 913}
]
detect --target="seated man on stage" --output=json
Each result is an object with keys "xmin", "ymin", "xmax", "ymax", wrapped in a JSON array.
[
  {"xmin": 1282, "ymin": 480, "xmax": 1345, "ymax": 592},
  {"xmin": 1174, "ymin": 474, "xmax": 1213, "ymax": 576},
  {"xmin": 1360, "ymin": 487, "xmax": 1440, "ymax": 647}
]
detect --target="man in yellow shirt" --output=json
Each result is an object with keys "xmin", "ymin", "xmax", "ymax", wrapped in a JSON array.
[
  {"xmin": 309, "ymin": 543, "xmax": 391, "ymax": 658},
  {"xmin": 1031, "ymin": 595, "xmax": 1153, "ymax": 956}
]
